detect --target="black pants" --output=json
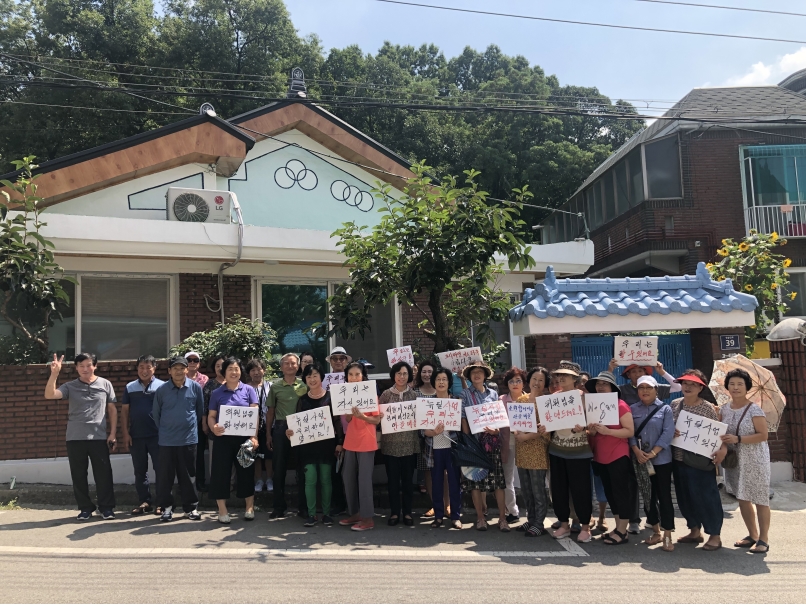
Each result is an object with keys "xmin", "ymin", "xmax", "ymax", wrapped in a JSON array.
[
  {"xmin": 209, "ymin": 435, "xmax": 255, "ymax": 501},
  {"xmin": 385, "ymin": 453, "xmax": 417, "ymax": 518},
  {"xmin": 156, "ymin": 444, "xmax": 198, "ymax": 513},
  {"xmin": 271, "ymin": 422, "xmax": 306, "ymax": 514},
  {"xmin": 549, "ymin": 455, "xmax": 592, "ymax": 525},
  {"xmin": 673, "ymin": 460, "xmax": 723, "ymax": 536},
  {"xmin": 331, "ymin": 461, "xmax": 347, "ymax": 512},
  {"xmin": 195, "ymin": 425, "xmax": 207, "ymax": 488},
  {"xmin": 595, "ymin": 456, "xmax": 637, "ymax": 520},
  {"xmin": 646, "ymin": 462, "xmax": 675, "ymax": 531},
  {"xmin": 66, "ymin": 440, "xmax": 116, "ymax": 512},
  {"xmin": 130, "ymin": 436, "xmax": 159, "ymax": 505}
]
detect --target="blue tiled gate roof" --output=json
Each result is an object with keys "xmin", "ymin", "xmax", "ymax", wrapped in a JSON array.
[{"xmin": 509, "ymin": 262, "xmax": 758, "ymax": 322}]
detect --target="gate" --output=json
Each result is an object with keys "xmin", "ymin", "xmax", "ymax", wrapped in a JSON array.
[{"xmin": 571, "ymin": 334, "xmax": 693, "ymax": 403}]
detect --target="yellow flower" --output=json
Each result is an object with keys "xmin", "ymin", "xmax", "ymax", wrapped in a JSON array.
[
  {"xmin": 745, "ymin": 284, "xmax": 753, "ymax": 292},
  {"xmin": 717, "ymin": 248, "xmax": 729, "ymax": 257},
  {"xmin": 706, "ymin": 263, "xmax": 714, "ymax": 270},
  {"xmin": 791, "ymin": 292, "xmax": 798, "ymax": 301},
  {"xmin": 771, "ymin": 283, "xmax": 778, "ymax": 289},
  {"xmin": 721, "ymin": 239, "xmax": 729, "ymax": 246},
  {"xmin": 784, "ymin": 258, "xmax": 792, "ymax": 268},
  {"xmin": 750, "ymin": 325, "xmax": 757, "ymax": 329},
  {"xmin": 771, "ymin": 232, "xmax": 779, "ymax": 242},
  {"xmin": 738, "ymin": 242, "xmax": 750, "ymax": 252}
]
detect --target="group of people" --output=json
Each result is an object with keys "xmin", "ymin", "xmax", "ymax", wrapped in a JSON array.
[{"xmin": 45, "ymin": 348, "xmax": 772, "ymax": 553}]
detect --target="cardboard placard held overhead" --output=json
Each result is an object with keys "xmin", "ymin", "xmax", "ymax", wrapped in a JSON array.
[
  {"xmin": 615, "ymin": 336, "xmax": 658, "ymax": 366},
  {"xmin": 507, "ymin": 401, "xmax": 538, "ymax": 433},
  {"xmin": 414, "ymin": 398, "xmax": 462, "ymax": 431},
  {"xmin": 380, "ymin": 401, "xmax": 418, "ymax": 434},
  {"xmin": 219, "ymin": 405, "xmax": 259, "ymax": 437},
  {"xmin": 330, "ymin": 380, "xmax": 379, "ymax": 416},
  {"xmin": 465, "ymin": 401, "xmax": 510, "ymax": 434},
  {"xmin": 535, "ymin": 392, "xmax": 586, "ymax": 432},
  {"xmin": 386, "ymin": 346, "xmax": 415, "ymax": 368},
  {"xmin": 287, "ymin": 408, "xmax": 336, "ymax": 447},
  {"xmin": 436, "ymin": 347, "xmax": 483, "ymax": 375},
  {"xmin": 584, "ymin": 392, "xmax": 621, "ymax": 426},
  {"xmin": 671, "ymin": 410, "xmax": 727, "ymax": 458}
]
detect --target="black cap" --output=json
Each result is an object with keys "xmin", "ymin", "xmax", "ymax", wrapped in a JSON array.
[{"xmin": 169, "ymin": 356, "xmax": 188, "ymax": 368}]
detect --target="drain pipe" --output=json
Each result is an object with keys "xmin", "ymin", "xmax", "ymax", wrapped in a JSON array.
[{"xmin": 206, "ymin": 192, "xmax": 243, "ymax": 325}]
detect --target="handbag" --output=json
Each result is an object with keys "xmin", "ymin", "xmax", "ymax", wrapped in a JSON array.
[{"xmin": 721, "ymin": 404, "xmax": 752, "ymax": 470}]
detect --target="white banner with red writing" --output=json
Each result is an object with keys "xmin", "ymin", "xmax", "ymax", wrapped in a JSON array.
[
  {"xmin": 465, "ymin": 400, "xmax": 510, "ymax": 434},
  {"xmin": 414, "ymin": 398, "xmax": 462, "ymax": 431},
  {"xmin": 436, "ymin": 347, "xmax": 483, "ymax": 375},
  {"xmin": 386, "ymin": 346, "xmax": 415, "ymax": 368},
  {"xmin": 614, "ymin": 336, "xmax": 658, "ymax": 366},
  {"xmin": 535, "ymin": 392, "xmax": 586, "ymax": 432}
]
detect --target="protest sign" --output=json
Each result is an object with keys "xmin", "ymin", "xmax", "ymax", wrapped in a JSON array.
[
  {"xmin": 386, "ymin": 346, "xmax": 415, "ymax": 367},
  {"xmin": 435, "ymin": 347, "xmax": 483, "ymax": 375},
  {"xmin": 219, "ymin": 405, "xmax": 259, "ymax": 437},
  {"xmin": 330, "ymin": 380, "xmax": 379, "ymax": 416},
  {"xmin": 535, "ymin": 392, "xmax": 586, "ymax": 432},
  {"xmin": 465, "ymin": 400, "xmax": 510, "ymax": 434},
  {"xmin": 380, "ymin": 401, "xmax": 418, "ymax": 434},
  {"xmin": 322, "ymin": 372, "xmax": 345, "ymax": 390},
  {"xmin": 507, "ymin": 401, "xmax": 538, "ymax": 433},
  {"xmin": 584, "ymin": 392, "xmax": 620, "ymax": 426},
  {"xmin": 614, "ymin": 336, "xmax": 658, "ymax": 366},
  {"xmin": 671, "ymin": 410, "xmax": 727, "ymax": 458},
  {"xmin": 287, "ymin": 407, "xmax": 335, "ymax": 447},
  {"xmin": 414, "ymin": 398, "xmax": 462, "ymax": 431}
]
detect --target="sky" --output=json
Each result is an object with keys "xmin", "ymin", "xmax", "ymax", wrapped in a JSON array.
[{"xmin": 284, "ymin": 0, "xmax": 806, "ymax": 114}]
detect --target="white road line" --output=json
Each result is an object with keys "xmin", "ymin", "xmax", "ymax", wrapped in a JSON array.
[{"xmin": 0, "ymin": 539, "xmax": 588, "ymax": 559}]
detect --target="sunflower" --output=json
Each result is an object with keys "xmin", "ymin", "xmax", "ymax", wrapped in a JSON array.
[
  {"xmin": 706, "ymin": 263, "xmax": 714, "ymax": 270},
  {"xmin": 771, "ymin": 232, "xmax": 779, "ymax": 242},
  {"xmin": 791, "ymin": 292, "xmax": 798, "ymax": 301},
  {"xmin": 771, "ymin": 283, "xmax": 778, "ymax": 290},
  {"xmin": 721, "ymin": 238, "xmax": 729, "ymax": 246},
  {"xmin": 750, "ymin": 324, "xmax": 757, "ymax": 329},
  {"xmin": 784, "ymin": 258, "xmax": 792, "ymax": 268},
  {"xmin": 738, "ymin": 242, "xmax": 750, "ymax": 252},
  {"xmin": 717, "ymin": 248, "xmax": 729, "ymax": 257},
  {"xmin": 745, "ymin": 284, "xmax": 754, "ymax": 292}
]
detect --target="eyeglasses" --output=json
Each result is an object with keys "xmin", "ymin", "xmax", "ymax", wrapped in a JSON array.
[
  {"xmin": 508, "ymin": 379, "xmax": 523, "ymax": 385},
  {"xmin": 187, "ymin": 358, "xmax": 200, "ymax": 363},
  {"xmin": 330, "ymin": 356, "xmax": 348, "ymax": 362}
]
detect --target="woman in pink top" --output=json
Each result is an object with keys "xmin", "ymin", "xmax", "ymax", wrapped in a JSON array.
[
  {"xmin": 585, "ymin": 371, "xmax": 636, "ymax": 545},
  {"xmin": 499, "ymin": 367, "xmax": 525, "ymax": 525}
]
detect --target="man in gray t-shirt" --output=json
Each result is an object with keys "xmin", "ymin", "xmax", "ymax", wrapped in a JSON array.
[{"xmin": 45, "ymin": 353, "xmax": 118, "ymax": 520}]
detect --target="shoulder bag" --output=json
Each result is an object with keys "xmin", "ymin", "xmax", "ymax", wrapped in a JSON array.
[{"xmin": 721, "ymin": 404, "xmax": 753, "ymax": 470}]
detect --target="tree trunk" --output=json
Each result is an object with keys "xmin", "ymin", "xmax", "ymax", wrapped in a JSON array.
[{"xmin": 427, "ymin": 287, "xmax": 458, "ymax": 353}]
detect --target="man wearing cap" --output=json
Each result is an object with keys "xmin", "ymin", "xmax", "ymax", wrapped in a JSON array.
[
  {"xmin": 184, "ymin": 351, "xmax": 209, "ymax": 492},
  {"xmin": 608, "ymin": 359, "xmax": 681, "ymax": 406},
  {"xmin": 266, "ymin": 352, "xmax": 308, "ymax": 518},
  {"xmin": 152, "ymin": 356, "xmax": 205, "ymax": 522},
  {"xmin": 325, "ymin": 346, "xmax": 352, "ymax": 515}
]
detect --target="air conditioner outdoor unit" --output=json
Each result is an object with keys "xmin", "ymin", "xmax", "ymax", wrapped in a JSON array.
[{"xmin": 166, "ymin": 187, "xmax": 233, "ymax": 224}]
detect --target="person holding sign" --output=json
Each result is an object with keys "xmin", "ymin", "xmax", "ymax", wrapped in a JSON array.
[
  {"xmin": 608, "ymin": 359, "xmax": 681, "ymax": 405},
  {"xmin": 460, "ymin": 361, "xmax": 510, "ymax": 532},
  {"xmin": 499, "ymin": 367, "xmax": 525, "ymax": 526},
  {"xmin": 208, "ymin": 357, "xmax": 260, "ymax": 524},
  {"xmin": 340, "ymin": 362, "xmax": 380, "ymax": 531},
  {"xmin": 413, "ymin": 361, "xmax": 443, "ymax": 519},
  {"xmin": 513, "ymin": 367, "xmax": 551, "ymax": 537},
  {"xmin": 670, "ymin": 369, "xmax": 727, "ymax": 551},
  {"xmin": 628, "ymin": 376, "xmax": 676, "ymax": 551},
  {"xmin": 285, "ymin": 363, "xmax": 344, "ymax": 527},
  {"xmin": 719, "ymin": 369, "xmax": 771, "ymax": 554},
  {"xmin": 585, "ymin": 371, "xmax": 636, "ymax": 545},
  {"xmin": 246, "ymin": 358, "xmax": 272, "ymax": 494},
  {"xmin": 379, "ymin": 361, "xmax": 420, "ymax": 526}
]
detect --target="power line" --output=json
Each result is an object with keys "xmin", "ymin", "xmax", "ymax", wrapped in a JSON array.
[
  {"xmin": 0, "ymin": 99, "xmax": 189, "ymax": 115},
  {"xmin": 634, "ymin": 0, "xmax": 806, "ymax": 17},
  {"xmin": 371, "ymin": 0, "xmax": 806, "ymax": 44}
]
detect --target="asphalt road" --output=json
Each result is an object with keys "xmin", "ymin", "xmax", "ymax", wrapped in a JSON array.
[{"xmin": 1, "ymin": 483, "xmax": 805, "ymax": 603}]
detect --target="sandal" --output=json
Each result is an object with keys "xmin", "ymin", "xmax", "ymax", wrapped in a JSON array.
[
  {"xmin": 431, "ymin": 519, "xmax": 443, "ymax": 528},
  {"xmin": 498, "ymin": 520, "xmax": 511, "ymax": 533},
  {"xmin": 476, "ymin": 519, "xmax": 488, "ymax": 531},
  {"xmin": 451, "ymin": 520, "xmax": 463, "ymax": 530},
  {"xmin": 602, "ymin": 529, "xmax": 628, "ymax": 545},
  {"xmin": 643, "ymin": 533, "xmax": 663, "ymax": 546},
  {"xmin": 677, "ymin": 534, "xmax": 704, "ymax": 544},
  {"xmin": 702, "ymin": 539, "xmax": 722, "ymax": 551},
  {"xmin": 734, "ymin": 535, "xmax": 757, "ymax": 548},
  {"xmin": 662, "ymin": 536, "xmax": 674, "ymax": 552},
  {"xmin": 552, "ymin": 527, "xmax": 572, "ymax": 539},
  {"xmin": 153, "ymin": 507, "xmax": 164, "ymax": 516},
  {"xmin": 130, "ymin": 504, "xmax": 152, "ymax": 516},
  {"xmin": 524, "ymin": 525, "xmax": 545, "ymax": 537},
  {"xmin": 749, "ymin": 540, "xmax": 769, "ymax": 554},
  {"xmin": 577, "ymin": 530, "xmax": 592, "ymax": 543}
]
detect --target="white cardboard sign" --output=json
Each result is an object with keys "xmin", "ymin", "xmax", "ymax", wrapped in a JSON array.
[
  {"xmin": 615, "ymin": 335, "xmax": 658, "ymax": 366},
  {"xmin": 330, "ymin": 380, "xmax": 379, "ymax": 416},
  {"xmin": 380, "ymin": 401, "xmax": 418, "ymax": 434},
  {"xmin": 436, "ymin": 347, "xmax": 483, "ymax": 375},
  {"xmin": 322, "ymin": 372, "xmax": 345, "ymax": 390},
  {"xmin": 465, "ymin": 400, "xmax": 510, "ymax": 434},
  {"xmin": 584, "ymin": 392, "xmax": 621, "ymax": 426},
  {"xmin": 219, "ymin": 405, "xmax": 259, "ymax": 436},
  {"xmin": 535, "ymin": 392, "xmax": 586, "ymax": 432},
  {"xmin": 414, "ymin": 398, "xmax": 462, "ymax": 431},
  {"xmin": 507, "ymin": 401, "xmax": 538, "ymax": 433},
  {"xmin": 287, "ymin": 407, "xmax": 336, "ymax": 447},
  {"xmin": 671, "ymin": 410, "xmax": 727, "ymax": 458},
  {"xmin": 386, "ymin": 346, "xmax": 415, "ymax": 368}
]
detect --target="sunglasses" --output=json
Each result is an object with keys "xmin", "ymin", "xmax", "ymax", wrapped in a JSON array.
[
  {"xmin": 187, "ymin": 358, "xmax": 200, "ymax": 363},
  {"xmin": 330, "ymin": 356, "xmax": 348, "ymax": 361}
]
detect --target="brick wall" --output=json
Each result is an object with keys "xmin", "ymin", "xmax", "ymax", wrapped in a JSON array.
[
  {"xmin": 766, "ymin": 363, "xmax": 791, "ymax": 464},
  {"xmin": 179, "ymin": 273, "xmax": 252, "ymax": 338},
  {"xmin": 690, "ymin": 327, "xmax": 747, "ymax": 377},
  {"xmin": 770, "ymin": 339, "xmax": 806, "ymax": 479},
  {"xmin": 524, "ymin": 333, "xmax": 573, "ymax": 373}
]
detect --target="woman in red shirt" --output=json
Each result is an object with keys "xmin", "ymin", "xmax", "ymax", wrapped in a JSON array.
[{"xmin": 586, "ymin": 371, "xmax": 636, "ymax": 545}]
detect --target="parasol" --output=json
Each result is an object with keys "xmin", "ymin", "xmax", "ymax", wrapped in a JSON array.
[
  {"xmin": 451, "ymin": 431, "xmax": 494, "ymax": 470},
  {"xmin": 709, "ymin": 355, "xmax": 786, "ymax": 432}
]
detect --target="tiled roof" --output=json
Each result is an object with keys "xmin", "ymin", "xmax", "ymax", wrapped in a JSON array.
[{"xmin": 509, "ymin": 262, "xmax": 758, "ymax": 322}]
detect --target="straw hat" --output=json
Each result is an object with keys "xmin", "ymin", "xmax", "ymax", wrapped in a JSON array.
[
  {"xmin": 552, "ymin": 360, "xmax": 581, "ymax": 377},
  {"xmin": 462, "ymin": 361, "xmax": 493, "ymax": 380}
]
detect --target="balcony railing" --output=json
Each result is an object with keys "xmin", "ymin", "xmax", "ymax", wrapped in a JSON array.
[{"xmin": 745, "ymin": 204, "xmax": 806, "ymax": 238}]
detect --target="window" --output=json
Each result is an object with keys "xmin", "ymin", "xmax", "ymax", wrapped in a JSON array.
[
  {"xmin": 664, "ymin": 216, "xmax": 675, "ymax": 233},
  {"xmin": 261, "ymin": 284, "xmax": 329, "ymax": 362},
  {"xmin": 627, "ymin": 148, "xmax": 645, "ymax": 205},
  {"xmin": 783, "ymin": 272, "xmax": 806, "ymax": 317},
  {"xmin": 742, "ymin": 145, "xmax": 806, "ymax": 207},
  {"xmin": 80, "ymin": 276, "xmax": 170, "ymax": 360},
  {"xmin": 644, "ymin": 136, "xmax": 682, "ymax": 199},
  {"xmin": 336, "ymin": 300, "xmax": 396, "ymax": 375},
  {"xmin": 615, "ymin": 161, "xmax": 629, "ymax": 216},
  {"xmin": 603, "ymin": 171, "xmax": 616, "ymax": 223}
]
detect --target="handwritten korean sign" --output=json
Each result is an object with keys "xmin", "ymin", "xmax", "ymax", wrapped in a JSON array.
[
  {"xmin": 465, "ymin": 401, "xmax": 510, "ymax": 434},
  {"xmin": 615, "ymin": 335, "xmax": 658, "ymax": 366},
  {"xmin": 330, "ymin": 380, "xmax": 379, "ymax": 416},
  {"xmin": 535, "ymin": 393, "xmax": 586, "ymax": 432},
  {"xmin": 322, "ymin": 372, "xmax": 345, "ymax": 390},
  {"xmin": 584, "ymin": 392, "xmax": 620, "ymax": 426},
  {"xmin": 220, "ymin": 405, "xmax": 258, "ymax": 436},
  {"xmin": 380, "ymin": 401, "xmax": 418, "ymax": 434},
  {"xmin": 671, "ymin": 410, "xmax": 727, "ymax": 458},
  {"xmin": 386, "ymin": 346, "xmax": 415, "ymax": 368},
  {"xmin": 436, "ymin": 347, "xmax": 483, "ymax": 375},
  {"xmin": 507, "ymin": 402, "xmax": 538, "ymax": 433},
  {"xmin": 287, "ymin": 408, "xmax": 335, "ymax": 447},
  {"xmin": 414, "ymin": 398, "xmax": 462, "ymax": 431}
]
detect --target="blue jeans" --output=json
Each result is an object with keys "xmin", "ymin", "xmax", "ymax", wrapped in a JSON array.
[
  {"xmin": 130, "ymin": 436, "xmax": 159, "ymax": 505},
  {"xmin": 673, "ymin": 460, "xmax": 723, "ymax": 536}
]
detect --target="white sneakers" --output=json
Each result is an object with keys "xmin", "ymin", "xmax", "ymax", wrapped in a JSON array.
[
  {"xmin": 265, "ymin": 478, "xmax": 274, "ymax": 492},
  {"xmin": 255, "ymin": 479, "xmax": 265, "ymax": 492}
]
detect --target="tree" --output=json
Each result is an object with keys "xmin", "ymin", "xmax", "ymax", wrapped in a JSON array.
[
  {"xmin": 707, "ymin": 230, "xmax": 795, "ymax": 352},
  {"xmin": 0, "ymin": 157, "xmax": 74, "ymax": 362},
  {"xmin": 326, "ymin": 162, "xmax": 534, "ymax": 354}
]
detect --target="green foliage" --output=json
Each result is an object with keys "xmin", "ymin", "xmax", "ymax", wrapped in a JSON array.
[
  {"xmin": 707, "ymin": 230, "xmax": 794, "ymax": 351},
  {"xmin": 0, "ymin": 333, "xmax": 42, "ymax": 365},
  {"xmin": 327, "ymin": 162, "xmax": 534, "ymax": 354},
  {"xmin": 0, "ymin": 157, "xmax": 74, "ymax": 363},
  {"xmin": 169, "ymin": 315, "xmax": 278, "ymax": 374}
]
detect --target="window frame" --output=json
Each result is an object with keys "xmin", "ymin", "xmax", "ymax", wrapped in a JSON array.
[{"xmin": 642, "ymin": 134, "xmax": 684, "ymax": 201}]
